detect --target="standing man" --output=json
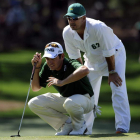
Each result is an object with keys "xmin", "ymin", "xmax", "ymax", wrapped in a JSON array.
[
  {"xmin": 63, "ymin": 3, "xmax": 131, "ymax": 134},
  {"xmin": 28, "ymin": 42, "xmax": 98, "ymax": 135}
]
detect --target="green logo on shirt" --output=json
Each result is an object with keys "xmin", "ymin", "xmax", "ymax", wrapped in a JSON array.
[{"xmin": 91, "ymin": 43, "xmax": 100, "ymax": 49}]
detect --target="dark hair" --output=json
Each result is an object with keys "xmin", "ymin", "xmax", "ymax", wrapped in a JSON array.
[{"xmin": 58, "ymin": 54, "xmax": 62, "ymax": 58}]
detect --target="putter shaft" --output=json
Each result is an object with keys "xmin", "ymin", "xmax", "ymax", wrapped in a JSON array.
[{"xmin": 10, "ymin": 64, "xmax": 36, "ymax": 137}]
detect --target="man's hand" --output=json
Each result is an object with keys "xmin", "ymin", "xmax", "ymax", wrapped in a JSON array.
[
  {"xmin": 31, "ymin": 52, "xmax": 42, "ymax": 68},
  {"xmin": 47, "ymin": 77, "xmax": 64, "ymax": 87},
  {"xmin": 108, "ymin": 73, "xmax": 122, "ymax": 87},
  {"xmin": 31, "ymin": 52, "xmax": 42, "ymax": 91},
  {"xmin": 47, "ymin": 65, "xmax": 89, "ymax": 87}
]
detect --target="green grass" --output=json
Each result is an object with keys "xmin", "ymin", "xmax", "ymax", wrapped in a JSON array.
[
  {"xmin": 0, "ymin": 81, "xmax": 57, "ymax": 100},
  {"xmin": 1, "ymin": 117, "xmax": 140, "ymax": 137},
  {"xmin": 0, "ymin": 49, "xmax": 140, "ymax": 120},
  {"xmin": 1, "ymin": 77, "xmax": 140, "ymax": 103},
  {"xmin": 0, "ymin": 133, "xmax": 140, "ymax": 140},
  {"xmin": 0, "ymin": 49, "xmax": 69, "ymax": 63},
  {"xmin": 0, "ymin": 50, "xmax": 43, "ymax": 64},
  {"xmin": 1, "ymin": 103, "xmax": 140, "ymax": 122}
]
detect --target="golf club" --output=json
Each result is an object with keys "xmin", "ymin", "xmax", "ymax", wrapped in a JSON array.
[{"xmin": 10, "ymin": 63, "xmax": 37, "ymax": 137}]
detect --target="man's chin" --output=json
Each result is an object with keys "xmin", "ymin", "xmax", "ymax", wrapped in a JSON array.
[
  {"xmin": 49, "ymin": 67, "xmax": 55, "ymax": 70},
  {"xmin": 70, "ymin": 26, "xmax": 77, "ymax": 30}
]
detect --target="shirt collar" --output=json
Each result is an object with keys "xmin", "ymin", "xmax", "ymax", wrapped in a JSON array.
[
  {"xmin": 52, "ymin": 58, "xmax": 68, "ymax": 74},
  {"xmin": 73, "ymin": 18, "xmax": 89, "ymax": 41}
]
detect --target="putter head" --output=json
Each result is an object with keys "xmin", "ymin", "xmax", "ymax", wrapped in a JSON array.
[{"xmin": 10, "ymin": 134, "xmax": 21, "ymax": 137}]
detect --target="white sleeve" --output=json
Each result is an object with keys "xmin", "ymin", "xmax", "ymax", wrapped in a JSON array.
[
  {"xmin": 63, "ymin": 29, "xmax": 81, "ymax": 59},
  {"xmin": 96, "ymin": 23, "xmax": 116, "ymax": 57}
]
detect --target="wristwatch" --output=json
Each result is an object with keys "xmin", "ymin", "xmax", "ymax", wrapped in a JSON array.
[{"xmin": 109, "ymin": 70, "xmax": 117, "ymax": 74}]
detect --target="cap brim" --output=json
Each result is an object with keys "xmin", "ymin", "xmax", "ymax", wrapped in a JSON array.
[
  {"xmin": 63, "ymin": 13, "xmax": 79, "ymax": 18},
  {"xmin": 42, "ymin": 53, "xmax": 58, "ymax": 59}
]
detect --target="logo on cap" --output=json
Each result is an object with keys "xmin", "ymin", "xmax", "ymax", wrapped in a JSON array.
[
  {"xmin": 58, "ymin": 50, "xmax": 62, "ymax": 53},
  {"xmin": 54, "ymin": 54, "xmax": 58, "ymax": 58},
  {"xmin": 70, "ymin": 8, "xmax": 73, "ymax": 11},
  {"xmin": 46, "ymin": 48, "xmax": 54, "ymax": 52}
]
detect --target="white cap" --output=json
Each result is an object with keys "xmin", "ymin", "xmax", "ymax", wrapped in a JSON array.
[{"xmin": 42, "ymin": 42, "xmax": 63, "ymax": 58}]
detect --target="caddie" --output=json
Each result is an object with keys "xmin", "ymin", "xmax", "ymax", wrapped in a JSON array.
[
  {"xmin": 28, "ymin": 42, "xmax": 100, "ymax": 135},
  {"xmin": 63, "ymin": 3, "xmax": 131, "ymax": 134}
]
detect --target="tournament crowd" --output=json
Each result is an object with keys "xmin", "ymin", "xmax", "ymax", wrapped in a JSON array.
[{"xmin": 0, "ymin": 0, "xmax": 139, "ymax": 53}]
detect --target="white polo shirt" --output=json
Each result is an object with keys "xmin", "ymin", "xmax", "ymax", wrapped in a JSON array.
[{"xmin": 63, "ymin": 18, "xmax": 124, "ymax": 71}]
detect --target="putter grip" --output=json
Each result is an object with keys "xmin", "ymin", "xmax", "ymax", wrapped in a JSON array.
[{"xmin": 31, "ymin": 63, "xmax": 37, "ymax": 80}]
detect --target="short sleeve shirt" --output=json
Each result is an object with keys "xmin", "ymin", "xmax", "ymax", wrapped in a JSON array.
[
  {"xmin": 63, "ymin": 18, "xmax": 124, "ymax": 71},
  {"xmin": 39, "ymin": 58, "xmax": 94, "ymax": 97}
]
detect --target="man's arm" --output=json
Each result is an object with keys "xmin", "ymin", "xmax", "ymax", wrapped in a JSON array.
[
  {"xmin": 105, "ymin": 55, "xmax": 122, "ymax": 87},
  {"xmin": 31, "ymin": 52, "xmax": 42, "ymax": 91},
  {"xmin": 76, "ymin": 57, "xmax": 83, "ymax": 64},
  {"xmin": 105, "ymin": 55, "xmax": 115, "ymax": 71},
  {"xmin": 31, "ymin": 69, "xmax": 42, "ymax": 91},
  {"xmin": 47, "ymin": 65, "xmax": 89, "ymax": 87}
]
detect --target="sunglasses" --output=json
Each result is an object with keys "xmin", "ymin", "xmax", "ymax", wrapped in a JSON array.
[
  {"xmin": 66, "ymin": 15, "xmax": 85, "ymax": 21},
  {"xmin": 45, "ymin": 43, "xmax": 59, "ymax": 48}
]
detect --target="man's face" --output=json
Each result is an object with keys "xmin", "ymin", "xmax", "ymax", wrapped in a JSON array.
[
  {"xmin": 67, "ymin": 16, "xmax": 86, "ymax": 31},
  {"xmin": 45, "ymin": 55, "xmax": 63, "ymax": 71}
]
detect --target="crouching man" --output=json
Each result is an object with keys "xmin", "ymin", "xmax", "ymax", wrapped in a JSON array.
[{"xmin": 28, "ymin": 42, "xmax": 97, "ymax": 135}]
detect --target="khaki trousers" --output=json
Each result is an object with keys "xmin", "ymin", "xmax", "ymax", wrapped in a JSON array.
[{"xmin": 28, "ymin": 93, "xmax": 95, "ymax": 132}]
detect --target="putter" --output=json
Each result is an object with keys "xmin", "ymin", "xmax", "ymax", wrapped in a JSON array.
[{"xmin": 10, "ymin": 63, "xmax": 37, "ymax": 137}]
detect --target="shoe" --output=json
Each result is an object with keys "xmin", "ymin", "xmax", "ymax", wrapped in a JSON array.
[
  {"xmin": 55, "ymin": 123, "xmax": 72, "ymax": 136},
  {"xmin": 69, "ymin": 122, "xmax": 87, "ymax": 135},
  {"xmin": 116, "ymin": 128, "xmax": 127, "ymax": 134}
]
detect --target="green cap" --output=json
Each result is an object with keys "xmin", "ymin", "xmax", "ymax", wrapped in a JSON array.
[{"xmin": 64, "ymin": 3, "xmax": 86, "ymax": 18}]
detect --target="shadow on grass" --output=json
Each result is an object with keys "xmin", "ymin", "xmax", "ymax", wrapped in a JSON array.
[
  {"xmin": 89, "ymin": 134, "xmax": 127, "ymax": 138},
  {"xmin": 1, "ymin": 118, "xmax": 140, "ymax": 137},
  {"xmin": 0, "ymin": 91, "xmax": 35, "ymax": 101},
  {"xmin": 89, "ymin": 133, "xmax": 127, "ymax": 138},
  {"xmin": 0, "ymin": 118, "xmax": 48, "ymax": 131},
  {"xmin": 126, "ymin": 71, "xmax": 140, "ymax": 78},
  {"xmin": 0, "ymin": 62, "xmax": 33, "ymax": 82}
]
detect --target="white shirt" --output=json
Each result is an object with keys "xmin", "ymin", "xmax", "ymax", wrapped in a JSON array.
[{"xmin": 63, "ymin": 18, "xmax": 124, "ymax": 71}]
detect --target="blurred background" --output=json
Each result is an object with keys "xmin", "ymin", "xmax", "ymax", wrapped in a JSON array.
[{"xmin": 0, "ymin": 0, "xmax": 140, "ymax": 137}]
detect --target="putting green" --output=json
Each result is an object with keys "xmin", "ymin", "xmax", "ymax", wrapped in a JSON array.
[
  {"xmin": 0, "ymin": 133, "xmax": 140, "ymax": 140},
  {"xmin": 0, "ymin": 118, "xmax": 140, "ymax": 138}
]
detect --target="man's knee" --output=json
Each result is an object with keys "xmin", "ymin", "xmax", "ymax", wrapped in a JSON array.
[
  {"xmin": 63, "ymin": 99, "xmax": 74, "ymax": 110},
  {"xmin": 28, "ymin": 93, "xmax": 54, "ymax": 111},
  {"xmin": 28, "ymin": 94, "xmax": 46, "ymax": 110},
  {"xmin": 63, "ymin": 99, "xmax": 83, "ymax": 115},
  {"xmin": 28, "ymin": 97, "xmax": 38, "ymax": 111}
]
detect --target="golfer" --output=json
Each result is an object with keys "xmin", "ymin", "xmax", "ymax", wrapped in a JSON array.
[
  {"xmin": 63, "ymin": 3, "xmax": 130, "ymax": 134},
  {"xmin": 28, "ymin": 42, "xmax": 99, "ymax": 135}
]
